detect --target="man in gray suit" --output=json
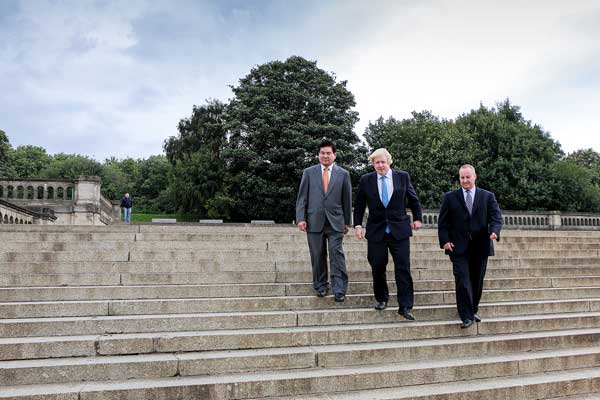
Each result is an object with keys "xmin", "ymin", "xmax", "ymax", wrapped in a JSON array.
[{"xmin": 296, "ymin": 140, "xmax": 353, "ymax": 302}]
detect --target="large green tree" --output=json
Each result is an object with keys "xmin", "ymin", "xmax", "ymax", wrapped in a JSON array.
[
  {"xmin": 455, "ymin": 100, "xmax": 563, "ymax": 210},
  {"xmin": 164, "ymin": 99, "xmax": 232, "ymax": 218},
  {"xmin": 8, "ymin": 145, "xmax": 51, "ymax": 178},
  {"xmin": 567, "ymin": 148, "xmax": 600, "ymax": 186},
  {"xmin": 42, "ymin": 153, "xmax": 103, "ymax": 179},
  {"xmin": 364, "ymin": 112, "xmax": 474, "ymax": 208},
  {"xmin": 0, "ymin": 130, "xmax": 12, "ymax": 176},
  {"xmin": 226, "ymin": 56, "xmax": 363, "ymax": 222}
]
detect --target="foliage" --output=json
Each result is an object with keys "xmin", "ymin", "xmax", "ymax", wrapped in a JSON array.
[
  {"xmin": 7, "ymin": 145, "xmax": 51, "ymax": 178},
  {"xmin": 0, "ymin": 129, "xmax": 12, "ymax": 176},
  {"xmin": 225, "ymin": 56, "xmax": 364, "ymax": 222},
  {"xmin": 365, "ymin": 112, "xmax": 474, "ymax": 208},
  {"xmin": 567, "ymin": 148, "xmax": 600, "ymax": 186},
  {"xmin": 42, "ymin": 153, "xmax": 103, "ymax": 179},
  {"xmin": 455, "ymin": 100, "xmax": 563, "ymax": 210},
  {"xmin": 164, "ymin": 100, "xmax": 232, "ymax": 218}
]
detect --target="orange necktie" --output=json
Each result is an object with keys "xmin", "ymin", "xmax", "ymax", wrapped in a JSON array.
[{"xmin": 323, "ymin": 167, "xmax": 329, "ymax": 193}]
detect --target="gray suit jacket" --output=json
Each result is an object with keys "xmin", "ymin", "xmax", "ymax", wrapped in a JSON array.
[{"xmin": 296, "ymin": 164, "xmax": 352, "ymax": 233}]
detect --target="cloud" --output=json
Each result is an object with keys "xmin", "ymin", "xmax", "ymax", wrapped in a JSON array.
[{"xmin": 1, "ymin": 0, "xmax": 599, "ymax": 160}]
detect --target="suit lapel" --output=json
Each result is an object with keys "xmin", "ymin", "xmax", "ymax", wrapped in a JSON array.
[
  {"xmin": 315, "ymin": 165, "xmax": 326, "ymax": 196},
  {"xmin": 471, "ymin": 188, "xmax": 482, "ymax": 215},
  {"xmin": 370, "ymin": 173, "xmax": 383, "ymax": 206},
  {"xmin": 389, "ymin": 170, "xmax": 401, "ymax": 203}
]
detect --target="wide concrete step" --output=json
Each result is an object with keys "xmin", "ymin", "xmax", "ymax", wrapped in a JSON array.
[
  {"xmin": 255, "ymin": 369, "xmax": 600, "ymax": 399},
  {"xmin": 3, "ymin": 328, "xmax": 600, "ymax": 386},
  {"xmin": 4, "ymin": 312, "xmax": 600, "ymax": 361},
  {"xmin": 3, "ymin": 265, "xmax": 600, "ymax": 287},
  {"xmin": 2, "ymin": 299, "xmax": 600, "ymax": 338},
  {"xmin": 4, "ymin": 238, "xmax": 600, "ymax": 253},
  {"xmin": 5, "ymin": 276, "xmax": 600, "ymax": 301},
  {"xmin": 4, "ymin": 286, "xmax": 600, "ymax": 318},
  {"xmin": 0, "ymin": 251, "xmax": 130, "ymax": 263},
  {"xmin": 2, "ymin": 348, "xmax": 600, "ymax": 399}
]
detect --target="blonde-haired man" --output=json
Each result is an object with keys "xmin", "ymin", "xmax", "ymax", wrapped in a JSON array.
[{"xmin": 353, "ymin": 148, "xmax": 423, "ymax": 319}]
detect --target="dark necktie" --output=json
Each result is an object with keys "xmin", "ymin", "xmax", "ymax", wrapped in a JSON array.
[{"xmin": 466, "ymin": 190, "xmax": 473, "ymax": 215}]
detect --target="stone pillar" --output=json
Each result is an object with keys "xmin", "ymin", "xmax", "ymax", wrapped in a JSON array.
[{"xmin": 549, "ymin": 211, "xmax": 562, "ymax": 231}]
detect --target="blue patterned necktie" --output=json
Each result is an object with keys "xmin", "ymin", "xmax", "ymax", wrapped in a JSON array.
[
  {"xmin": 381, "ymin": 176, "xmax": 389, "ymax": 207},
  {"xmin": 466, "ymin": 190, "xmax": 473, "ymax": 215},
  {"xmin": 381, "ymin": 176, "xmax": 390, "ymax": 233}
]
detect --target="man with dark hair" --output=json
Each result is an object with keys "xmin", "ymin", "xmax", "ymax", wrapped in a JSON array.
[
  {"xmin": 438, "ymin": 164, "xmax": 502, "ymax": 328},
  {"xmin": 296, "ymin": 140, "xmax": 353, "ymax": 302}
]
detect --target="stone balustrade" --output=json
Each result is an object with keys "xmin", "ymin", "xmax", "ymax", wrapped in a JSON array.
[
  {"xmin": 0, "ymin": 177, "xmax": 115, "ymax": 225},
  {"xmin": 0, "ymin": 199, "xmax": 56, "ymax": 224},
  {"xmin": 417, "ymin": 209, "xmax": 600, "ymax": 230}
]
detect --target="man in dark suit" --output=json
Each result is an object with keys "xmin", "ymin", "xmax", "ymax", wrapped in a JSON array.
[
  {"xmin": 438, "ymin": 164, "xmax": 503, "ymax": 328},
  {"xmin": 353, "ymin": 148, "xmax": 423, "ymax": 320},
  {"xmin": 296, "ymin": 140, "xmax": 353, "ymax": 302}
]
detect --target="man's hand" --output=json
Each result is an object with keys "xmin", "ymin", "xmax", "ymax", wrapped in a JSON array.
[
  {"xmin": 297, "ymin": 221, "xmax": 307, "ymax": 232},
  {"xmin": 443, "ymin": 242, "xmax": 454, "ymax": 252},
  {"xmin": 344, "ymin": 225, "xmax": 350, "ymax": 235},
  {"xmin": 411, "ymin": 220, "xmax": 422, "ymax": 231},
  {"xmin": 490, "ymin": 232, "xmax": 498, "ymax": 240},
  {"xmin": 355, "ymin": 226, "xmax": 364, "ymax": 240}
]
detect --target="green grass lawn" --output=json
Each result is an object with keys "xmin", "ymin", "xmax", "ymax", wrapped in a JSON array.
[{"xmin": 131, "ymin": 213, "xmax": 197, "ymax": 222}]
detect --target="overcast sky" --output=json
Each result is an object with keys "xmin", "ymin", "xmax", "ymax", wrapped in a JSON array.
[{"xmin": 2, "ymin": 0, "xmax": 599, "ymax": 161}]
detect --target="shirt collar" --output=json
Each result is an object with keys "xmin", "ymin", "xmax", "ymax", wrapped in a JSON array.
[
  {"xmin": 377, "ymin": 169, "xmax": 393, "ymax": 179},
  {"xmin": 321, "ymin": 163, "xmax": 334, "ymax": 172},
  {"xmin": 462, "ymin": 186, "xmax": 476, "ymax": 194}
]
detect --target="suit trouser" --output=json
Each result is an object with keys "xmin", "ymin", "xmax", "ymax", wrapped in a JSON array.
[
  {"xmin": 367, "ymin": 234, "xmax": 414, "ymax": 309},
  {"xmin": 307, "ymin": 222, "xmax": 348, "ymax": 295},
  {"xmin": 450, "ymin": 244, "xmax": 488, "ymax": 322}
]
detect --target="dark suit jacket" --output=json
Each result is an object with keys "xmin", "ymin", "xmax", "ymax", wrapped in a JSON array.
[
  {"xmin": 353, "ymin": 170, "xmax": 423, "ymax": 242},
  {"xmin": 438, "ymin": 187, "xmax": 503, "ymax": 257}
]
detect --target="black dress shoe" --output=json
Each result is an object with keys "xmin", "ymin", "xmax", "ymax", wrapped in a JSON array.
[
  {"xmin": 334, "ymin": 293, "xmax": 345, "ymax": 302},
  {"xmin": 398, "ymin": 308, "xmax": 415, "ymax": 320},
  {"xmin": 316, "ymin": 289, "xmax": 328, "ymax": 297},
  {"xmin": 461, "ymin": 319, "xmax": 474, "ymax": 329},
  {"xmin": 473, "ymin": 313, "xmax": 481, "ymax": 322},
  {"xmin": 375, "ymin": 301, "xmax": 387, "ymax": 310}
]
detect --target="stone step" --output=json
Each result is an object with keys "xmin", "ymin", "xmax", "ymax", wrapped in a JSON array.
[
  {"xmin": 4, "ymin": 239, "xmax": 600, "ymax": 252},
  {"xmin": 3, "ymin": 265, "xmax": 599, "ymax": 287},
  {"xmin": 2, "ymin": 348, "xmax": 600, "ymax": 399},
  {"xmin": 5, "ymin": 276, "xmax": 600, "ymax": 301},
  {"xmin": 252, "ymin": 369, "xmax": 600, "ymax": 399},
  {"xmin": 3, "ymin": 328, "xmax": 600, "ymax": 386},
  {"xmin": 0, "ymin": 251, "xmax": 130, "ymax": 263},
  {"xmin": 2, "ymin": 298, "xmax": 599, "ymax": 338},
  {"xmin": 3, "ymin": 312, "xmax": 600, "ymax": 360},
  {"xmin": 4, "ymin": 286, "xmax": 600, "ymax": 318}
]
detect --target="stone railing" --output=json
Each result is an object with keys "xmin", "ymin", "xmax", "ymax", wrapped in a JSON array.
[
  {"xmin": 0, "ymin": 177, "xmax": 115, "ymax": 225},
  {"xmin": 0, "ymin": 199, "xmax": 56, "ymax": 225},
  {"xmin": 417, "ymin": 209, "xmax": 600, "ymax": 231}
]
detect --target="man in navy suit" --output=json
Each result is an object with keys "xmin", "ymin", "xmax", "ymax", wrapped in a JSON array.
[
  {"xmin": 438, "ymin": 164, "xmax": 502, "ymax": 328},
  {"xmin": 354, "ymin": 148, "xmax": 423, "ymax": 320}
]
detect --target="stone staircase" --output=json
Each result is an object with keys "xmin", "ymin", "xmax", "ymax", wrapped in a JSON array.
[{"xmin": 1, "ymin": 224, "xmax": 600, "ymax": 399}]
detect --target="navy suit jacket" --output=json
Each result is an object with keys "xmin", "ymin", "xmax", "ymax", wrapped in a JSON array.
[
  {"xmin": 438, "ymin": 187, "xmax": 503, "ymax": 257},
  {"xmin": 353, "ymin": 170, "xmax": 423, "ymax": 242}
]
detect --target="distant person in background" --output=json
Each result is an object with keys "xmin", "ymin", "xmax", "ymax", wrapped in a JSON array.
[
  {"xmin": 120, "ymin": 193, "xmax": 133, "ymax": 224},
  {"xmin": 438, "ymin": 164, "xmax": 502, "ymax": 329}
]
